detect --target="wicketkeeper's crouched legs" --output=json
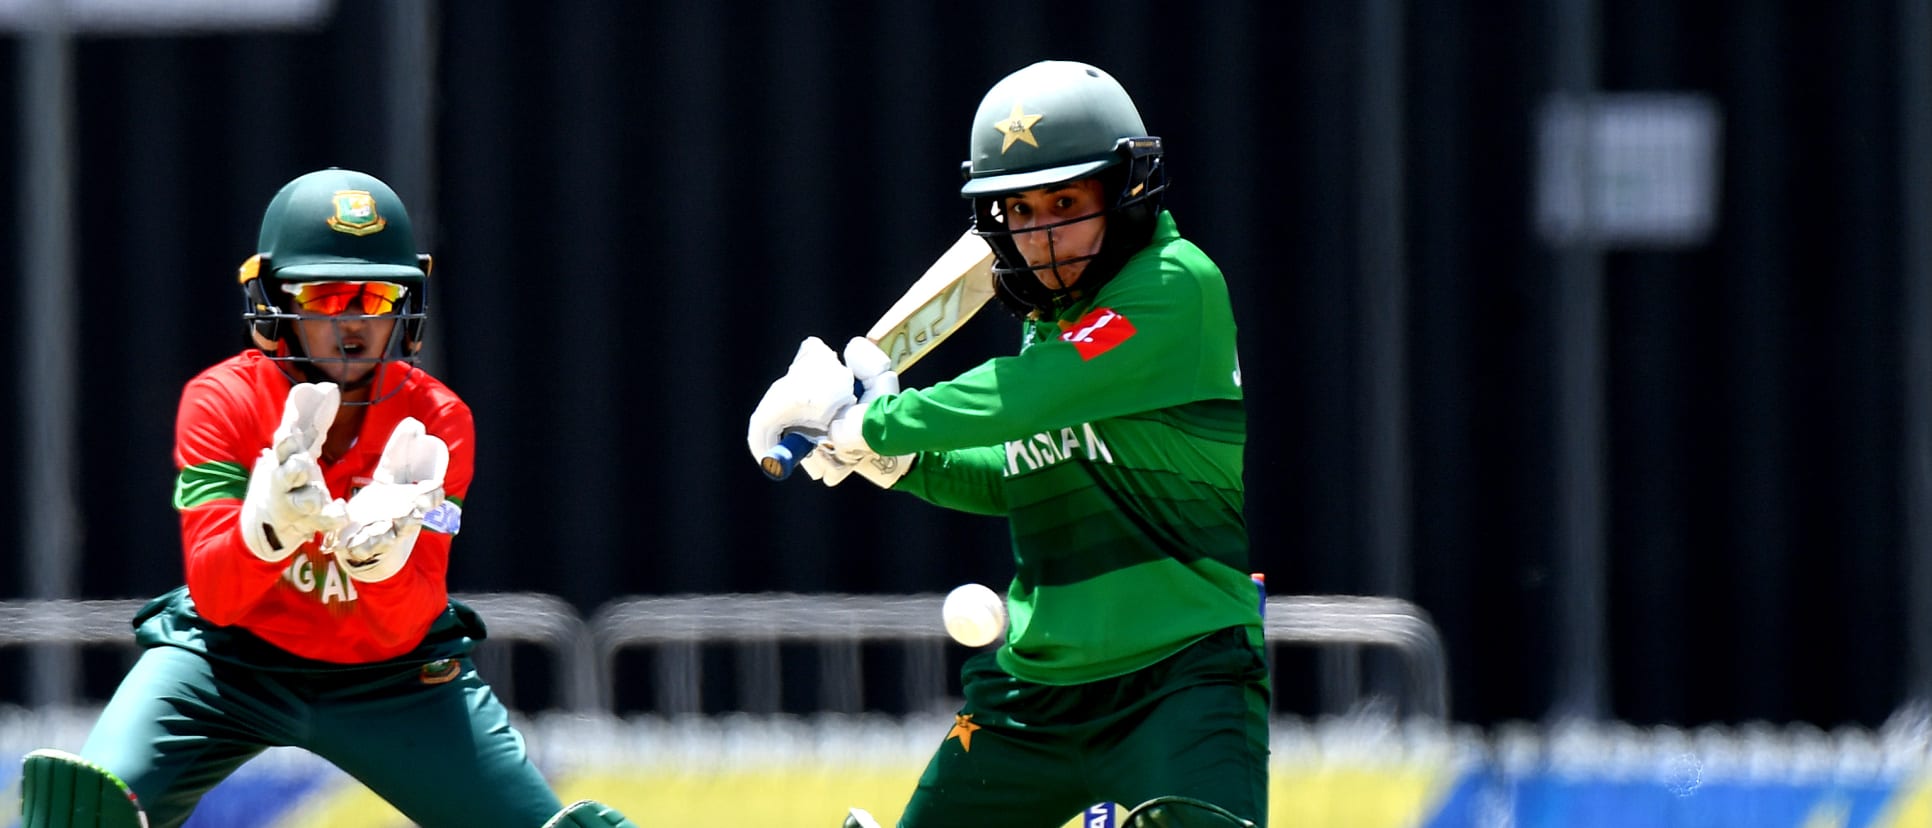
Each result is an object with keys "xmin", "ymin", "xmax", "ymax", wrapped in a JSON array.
[{"xmin": 19, "ymin": 749, "xmax": 148, "ymax": 828}]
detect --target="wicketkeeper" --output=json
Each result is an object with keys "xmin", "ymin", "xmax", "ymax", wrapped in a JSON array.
[{"xmin": 18, "ymin": 169, "xmax": 633, "ymax": 828}]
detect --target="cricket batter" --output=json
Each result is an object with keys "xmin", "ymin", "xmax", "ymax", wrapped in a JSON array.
[
  {"xmin": 18, "ymin": 169, "xmax": 631, "ymax": 828},
  {"xmin": 749, "ymin": 61, "xmax": 1267, "ymax": 827}
]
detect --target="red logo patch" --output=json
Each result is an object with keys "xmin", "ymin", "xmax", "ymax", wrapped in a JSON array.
[{"xmin": 1059, "ymin": 307, "xmax": 1136, "ymax": 360}]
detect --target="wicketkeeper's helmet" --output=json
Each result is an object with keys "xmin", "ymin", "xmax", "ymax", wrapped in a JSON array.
[
  {"xmin": 960, "ymin": 60, "xmax": 1166, "ymax": 317},
  {"xmin": 239, "ymin": 167, "xmax": 431, "ymax": 403}
]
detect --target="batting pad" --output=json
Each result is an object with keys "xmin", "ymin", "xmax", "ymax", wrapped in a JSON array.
[
  {"xmin": 19, "ymin": 749, "xmax": 147, "ymax": 828},
  {"xmin": 1120, "ymin": 795, "xmax": 1256, "ymax": 828},
  {"xmin": 542, "ymin": 799, "xmax": 640, "ymax": 828}
]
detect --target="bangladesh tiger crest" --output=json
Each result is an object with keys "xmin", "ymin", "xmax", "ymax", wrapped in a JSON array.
[{"xmin": 326, "ymin": 189, "xmax": 387, "ymax": 236}]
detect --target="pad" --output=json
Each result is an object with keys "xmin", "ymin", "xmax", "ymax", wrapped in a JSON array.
[
  {"xmin": 18, "ymin": 749, "xmax": 147, "ymax": 828},
  {"xmin": 1119, "ymin": 795, "xmax": 1256, "ymax": 828},
  {"xmin": 843, "ymin": 807, "xmax": 885, "ymax": 828},
  {"xmin": 542, "ymin": 799, "xmax": 640, "ymax": 828}
]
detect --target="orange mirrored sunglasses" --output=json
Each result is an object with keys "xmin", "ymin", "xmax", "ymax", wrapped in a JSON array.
[{"xmin": 281, "ymin": 281, "xmax": 409, "ymax": 316}]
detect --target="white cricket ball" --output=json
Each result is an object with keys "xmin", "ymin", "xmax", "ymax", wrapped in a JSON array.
[{"xmin": 942, "ymin": 582, "xmax": 1007, "ymax": 647}]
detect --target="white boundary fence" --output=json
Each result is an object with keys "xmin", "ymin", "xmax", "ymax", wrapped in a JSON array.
[{"xmin": 0, "ymin": 592, "xmax": 1450, "ymax": 720}]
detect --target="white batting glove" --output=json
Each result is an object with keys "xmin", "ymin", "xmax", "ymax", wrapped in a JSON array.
[
  {"xmin": 327, "ymin": 417, "xmax": 448, "ymax": 583},
  {"xmin": 746, "ymin": 336, "xmax": 858, "ymax": 462},
  {"xmin": 844, "ymin": 337, "xmax": 898, "ymax": 404},
  {"xmin": 239, "ymin": 382, "xmax": 347, "ymax": 562},
  {"xmin": 802, "ymin": 447, "xmax": 915, "ymax": 489},
  {"xmin": 808, "ymin": 337, "xmax": 912, "ymax": 489}
]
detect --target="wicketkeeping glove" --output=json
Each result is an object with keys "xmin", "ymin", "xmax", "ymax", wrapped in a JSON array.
[
  {"xmin": 327, "ymin": 416, "xmax": 448, "ymax": 583},
  {"xmin": 240, "ymin": 382, "xmax": 347, "ymax": 562},
  {"xmin": 806, "ymin": 337, "xmax": 913, "ymax": 489},
  {"xmin": 746, "ymin": 336, "xmax": 858, "ymax": 463}
]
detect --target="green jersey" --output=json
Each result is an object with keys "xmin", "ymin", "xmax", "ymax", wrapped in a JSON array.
[{"xmin": 861, "ymin": 211, "xmax": 1257, "ymax": 685}]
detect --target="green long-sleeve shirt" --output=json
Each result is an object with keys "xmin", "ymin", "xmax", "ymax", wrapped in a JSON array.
[{"xmin": 862, "ymin": 211, "xmax": 1259, "ymax": 685}]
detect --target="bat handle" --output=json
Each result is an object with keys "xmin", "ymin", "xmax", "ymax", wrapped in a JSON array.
[
  {"xmin": 759, "ymin": 379, "xmax": 867, "ymax": 482},
  {"xmin": 760, "ymin": 432, "xmax": 820, "ymax": 481}
]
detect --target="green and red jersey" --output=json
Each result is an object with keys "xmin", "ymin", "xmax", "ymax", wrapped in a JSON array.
[
  {"xmin": 861, "ymin": 211, "xmax": 1258, "ymax": 685},
  {"xmin": 169, "ymin": 351, "xmax": 473, "ymax": 664}
]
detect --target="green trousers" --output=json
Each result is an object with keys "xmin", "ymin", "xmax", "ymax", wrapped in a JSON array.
[
  {"xmin": 897, "ymin": 626, "xmax": 1270, "ymax": 828},
  {"xmin": 79, "ymin": 644, "xmax": 561, "ymax": 828}
]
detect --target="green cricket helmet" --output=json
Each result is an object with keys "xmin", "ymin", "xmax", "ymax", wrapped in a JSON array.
[
  {"xmin": 239, "ymin": 167, "xmax": 431, "ymax": 403},
  {"xmin": 960, "ymin": 60, "xmax": 1166, "ymax": 317}
]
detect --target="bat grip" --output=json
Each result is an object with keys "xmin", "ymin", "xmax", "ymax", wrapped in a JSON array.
[
  {"xmin": 760, "ymin": 432, "xmax": 819, "ymax": 481},
  {"xmin": 759, "ymin": 379, "xmax": 867, "ymax": 482}
]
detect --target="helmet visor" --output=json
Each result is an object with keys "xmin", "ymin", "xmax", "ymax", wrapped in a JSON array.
[
  {"xmin": 281, "ymin": 281, "xmax": 409, "ymax": 316},
  {"xmin": 960, "ymin": 157, "xmax": 1116, "ymax": 198}
]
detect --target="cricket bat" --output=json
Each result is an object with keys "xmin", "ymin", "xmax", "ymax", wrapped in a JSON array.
[{"xmin": 760, "ymin": 229, "xmax": 997, "ymax": 480}]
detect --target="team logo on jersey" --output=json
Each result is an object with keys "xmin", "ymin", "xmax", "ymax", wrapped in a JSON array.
[
  {"xmin": 1059, "ymin": 307, "xmax": 1135, "ymax": 360},
  {"xmin": 994, "ymin": 101, "xmax": 1044, "ymax": 153},
  {"xmin": 420, "ymin": 658, "xmax": 461, "ymax": 685},
  {"xmin": 326, "ymin": 189, "xmax": 387, "ymax": 236},
  {"xmin": 945, "ymin": 714, "xmax": 981, "ymax": 752}
]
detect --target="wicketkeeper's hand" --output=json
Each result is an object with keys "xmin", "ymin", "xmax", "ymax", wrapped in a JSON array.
[
  {"xmin": 240, "ymin": 382, "xmax": 347, "ymax": 562},
  {"xmin": 805, "ymin": 337, "xmax": 912, "ymax": 489},
  {"xmin": 327, "ymin": 416, "xmax": 448, "ymax": 583},
  {"xmin": 746, "ymin": 336, "xmax": 858, "ymax": 462}
]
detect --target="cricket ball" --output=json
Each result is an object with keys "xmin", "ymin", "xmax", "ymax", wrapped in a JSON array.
[{"xmin": 942, "ymin": 582, "xmax": 1007, "ymax": 647}]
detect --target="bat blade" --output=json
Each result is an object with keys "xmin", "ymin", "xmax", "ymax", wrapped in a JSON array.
[
  {"xmin": 865, "ymin": 230, "xmax": 997, "ymax": 374},
  {"xmin": 760, "ymin": 230, "xmax": 996, "ymax": 481}
]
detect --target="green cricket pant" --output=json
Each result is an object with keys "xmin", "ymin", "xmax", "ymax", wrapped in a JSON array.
[
  {"xmin": 79, "ymin": 644, "xmax": 562, "ymax": 828},
  {"xmin": 897, "ymin": 626, "xmax": 1270, "ymax": 828}
]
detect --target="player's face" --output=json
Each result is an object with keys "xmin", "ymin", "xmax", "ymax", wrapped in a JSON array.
[
  {"xmin": 1000, "ymin": 178, "xmax": 1107, "ymax": 290},
  {"xmin": 286, "ymin": 281, "xmax": 405, "ymax": 390},
  {"xmin": 293, "ymin": 315, "xmax": 398, "ymax": 388}
]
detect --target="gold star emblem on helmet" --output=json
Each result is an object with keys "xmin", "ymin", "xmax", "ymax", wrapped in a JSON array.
[{"xmin": 994, "ymin": 102, "xmax": 1044, "ymax": 153}]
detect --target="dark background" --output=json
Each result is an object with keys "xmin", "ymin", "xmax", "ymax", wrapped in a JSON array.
[{"xmin": 0, "ymin": 0, "xmax": 1922, "ymax": 730}]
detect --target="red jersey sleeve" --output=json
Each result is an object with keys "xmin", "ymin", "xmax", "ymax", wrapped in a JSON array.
[{"xmin": 174, "ymin": 365, "xmax": 295, "ymax": 623}]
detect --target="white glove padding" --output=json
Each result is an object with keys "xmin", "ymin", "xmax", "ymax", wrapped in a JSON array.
[
  {"xmin": 843, "ymin": 336, "xmax": 897, "ymax": 401},
  {"xmin": 746, "ymin": 336, "xmax": 858, "ymax": 461},
  {"xmin": 824, "ymin": 336, "xmax": 896, "ymax": 463},
  {"xmin": 808, "ymin": 337, "xmax": 911, "ymax": 488},
  {"xmin": 239, "ymin": 382, "xmax": 346, "ymax": 562},
  {"xmin": 826, "ymin": 399, "xmax": 877, "ymax": 463},
  {"xmin": 328, "ymin": 417, "xmax": 448, "ymax": 583},
  {"xmin": 801, "ymin": 445, "xmax": 914, "ymax": 489}
]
